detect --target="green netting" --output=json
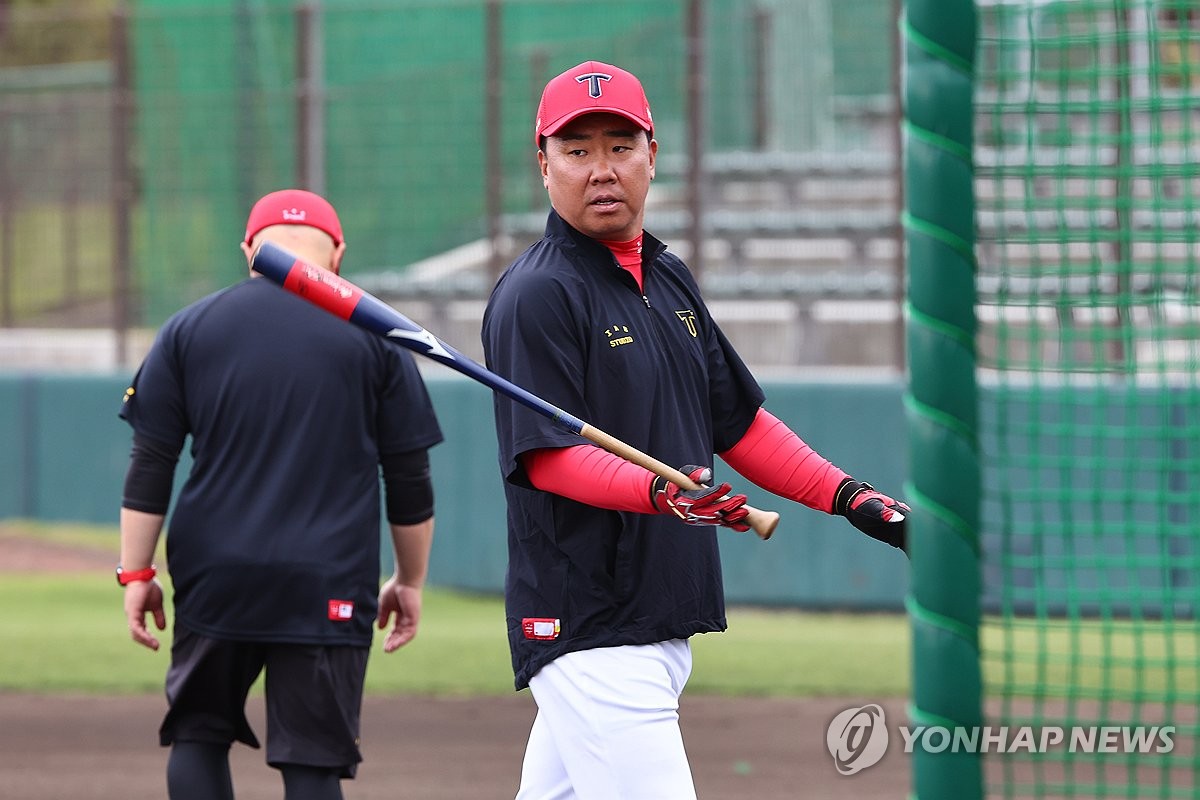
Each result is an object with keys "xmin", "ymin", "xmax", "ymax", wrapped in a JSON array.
[
  {"xmin": 123, "ymin": 0, "xmax": 897, "ymax": 326},
  {"xmin": 975, "ymin": 0, "xmax": 1200, "ymax": 796},
  {"xmin": 127, "ymin": 0, "xmax": 749, "ymax": 323}
]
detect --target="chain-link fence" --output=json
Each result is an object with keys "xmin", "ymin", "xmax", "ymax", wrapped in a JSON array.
[{"xmin": 0, "ymin": 0, "xmax": 902, "ymax": 372}]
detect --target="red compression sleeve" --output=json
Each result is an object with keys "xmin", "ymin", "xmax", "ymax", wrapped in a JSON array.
[
  {"xmin": 523, "ymin": 445, "xmax": 658, "ymax": 513},
  {"xmin": 719, "ymin": 408, "xmax": 849, "ymax": 514}
]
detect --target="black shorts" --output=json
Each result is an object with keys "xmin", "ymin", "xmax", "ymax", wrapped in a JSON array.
[{"xmin": 159, "ymin": 624, "xmax": 369, "ymax": 778}]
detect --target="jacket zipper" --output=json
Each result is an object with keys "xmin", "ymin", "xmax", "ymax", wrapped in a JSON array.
[{"xmin": 610, "ymin": 252, "xmax": 652, "ymax": 308}]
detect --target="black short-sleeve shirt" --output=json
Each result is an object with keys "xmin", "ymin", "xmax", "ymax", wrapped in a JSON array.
[
  {"xmin": 120, "ymin": 277, "xmax": 443, "ymax": 646},
  {"xmin": 481, "ymin": 210, "xmax": 765, "ymax": 689}
]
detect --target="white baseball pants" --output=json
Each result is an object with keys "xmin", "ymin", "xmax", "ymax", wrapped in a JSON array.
[{"xmin": 515, "ymin": 638, "xmax": 697, "ymax": 800}]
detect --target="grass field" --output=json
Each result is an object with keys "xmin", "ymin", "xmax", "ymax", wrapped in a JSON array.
[
  {"xmin": 7, "ymin": 522, "xmax": 1194, "ymax": 701},
  {"xmin": 0, "ymin": 522, "xmax": 911, "ymax": 697},
  {"xmin": 0, "ymin": 573, "xmax": 912, "ymax": 697}
]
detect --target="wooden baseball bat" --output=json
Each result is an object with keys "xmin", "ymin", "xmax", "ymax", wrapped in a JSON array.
[{"xmin": 251, "ymin": 241, "xmax": 780, "ymax": 540}]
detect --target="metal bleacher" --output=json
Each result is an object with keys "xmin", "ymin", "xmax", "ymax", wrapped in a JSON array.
[
  {"xmin": 360, "ymin": 147, "xmax": 906, "ymax": 372},
  {"xmin": 973, "ymin": 140, "xmax": 1200, "ymax": 376},
  {"xmin": 358, "ymin": 132, "xmax": 1200, "ymax": 376},
  {"xmin": 532, "ymin": 149, "xmax": 903, "ymax": 287}
]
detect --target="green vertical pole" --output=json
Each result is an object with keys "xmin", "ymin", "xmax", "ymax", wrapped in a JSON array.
[{"xmin": 902, "ymin": 0, "xmax": 982, "ymax": 798}]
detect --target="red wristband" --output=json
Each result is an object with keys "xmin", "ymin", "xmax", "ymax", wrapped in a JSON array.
[{"xmin": 116, "ymin": 565, "xmax": 157, "ymax": 586}]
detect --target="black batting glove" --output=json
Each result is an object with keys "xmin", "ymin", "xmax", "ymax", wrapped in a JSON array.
[
  {"xmin": 833, "ymin": 477, "xmax": 909, "ymax": 552},
  {"xmin": 651, "ymin": 465, "xmax": 751, "ymax": 532}
]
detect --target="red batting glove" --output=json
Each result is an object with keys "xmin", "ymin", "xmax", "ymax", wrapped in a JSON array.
[
  {"xmin": 651, "ymin": 465, "xmax": 751, "ymax": 532},
  {"xmin": 833, "ymin": 478, "xmax": 910, "ymax": 552}
]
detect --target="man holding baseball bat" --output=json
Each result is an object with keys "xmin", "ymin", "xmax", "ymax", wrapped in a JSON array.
[
  {"xmin": 481, "ymin": 61, "xmax": 910, "ymax": 799},
  {"xmin": 116, "ymin": 190, "xmax": 443, "ymax": 800}
]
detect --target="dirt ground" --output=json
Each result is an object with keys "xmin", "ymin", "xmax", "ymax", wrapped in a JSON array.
[
  {"xmin": 0, "ymin": 529, "xmax": 910, "ymax": 799},
  {"xmin": 0, "ymin": 692, "xmax": 911, "ymax": 799}
]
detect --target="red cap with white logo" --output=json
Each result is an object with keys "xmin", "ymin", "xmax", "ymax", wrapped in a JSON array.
[
  {"xmin": 534, "ymin": 60, "xmax": 654, "ymax": 147},
  {"xmin": 244, "ymin": 189, "xmax": 344, "ymax": 245}
]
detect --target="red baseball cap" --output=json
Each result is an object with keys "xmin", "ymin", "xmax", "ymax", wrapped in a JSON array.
[
  {"xmin": 244, "ymin": 189, "xmax": 344, "ymax": 245},
  {"xmin": 535, "ymin": 60, "xmax": 653, "ymax": 146}
]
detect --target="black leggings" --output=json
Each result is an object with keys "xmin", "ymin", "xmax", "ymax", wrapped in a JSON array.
[
  {"xmin": 166, "ymin": 742, "xmax": 233, "ymax": 800},
  {"xmin": 280, "ymin": 764, "xmax": 345, "ymax": 800},
  {"xmin": 166, "ymin": 742, "xmax": 343, "ymax": 800}
]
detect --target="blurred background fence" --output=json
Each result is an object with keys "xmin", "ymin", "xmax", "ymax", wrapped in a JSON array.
[
  {"xmin": 0, "ymin": 0, "xmax": 914, "ymax": 613},
  {"xmin": 7, "ymin": 4, "xmax": 1200, "ymax": 794},
  {"xmin": 0, "ymin": 0, "xmax": 904, "ymax": 374}
]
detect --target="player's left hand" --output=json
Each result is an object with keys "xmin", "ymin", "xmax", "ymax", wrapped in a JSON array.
[
  {"xmin": 834, "ymin": 478, "xmax": 909, "ymax": 552},
  {"xmin": 377, "ymin": 575, "xmax": 423, "ymax": 652}
]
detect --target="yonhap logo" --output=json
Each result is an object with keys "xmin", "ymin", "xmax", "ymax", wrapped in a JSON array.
[
  {"xmin": 826, "ymin": 704, "xmax": 889, "ymax": 775},
  {"xmin": 824, "ymin": 702, "xmax": 1176, "ymax": 777}
]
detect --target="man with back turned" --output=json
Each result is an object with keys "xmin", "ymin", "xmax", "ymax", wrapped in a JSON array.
[{"xmin": 117, "ymin": 189, "xmax": 443, "ymax": 800}]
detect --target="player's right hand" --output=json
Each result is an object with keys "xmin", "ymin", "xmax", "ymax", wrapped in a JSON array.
[
  {"xmin": 124, "ymin": 579, "xmax": 166, "ymax": 651},
  {"xmin": 377, "ymin": 575, "xmax": 423, "ymax": 653},
  {"xmin": 652, "ymin": 465, "xmax": 751, "ymax": 532}
]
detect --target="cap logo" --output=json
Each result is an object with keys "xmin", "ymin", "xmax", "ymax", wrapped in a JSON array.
[
  {"xmin": 575, "ymin": 72, "xmax": 613, "ymax": 98},
  {"xmin": 282, "ymin": 207, "xmax": 306, "ymax": 222}
]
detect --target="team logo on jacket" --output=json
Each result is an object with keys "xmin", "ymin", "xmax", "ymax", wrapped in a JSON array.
[
  {"xmin": 605, "ymin": 324, "xmax": 634, "ymax": 348},
  {"xmin": 522, "ymin": 618, "xmax": 561, "ymax": 640},
  {"xmin": 675, "ymin": 310, "xmax": 698, "ymax": 337},
  {"xmin": 327, "ymin": 599, "xmax": 354, "ymax": 621}
]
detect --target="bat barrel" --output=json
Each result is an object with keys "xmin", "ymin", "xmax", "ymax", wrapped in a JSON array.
[
  {"xmin": 250, "ymin": 242, "xmax": 776, "ymax": 538},
  {"xmin": 251, "ymin": 241, "xmax": 300, "ymax": 286},
  {"xmin": 250, "ymin": 241, "xmax": 588, "ymax": 435}
]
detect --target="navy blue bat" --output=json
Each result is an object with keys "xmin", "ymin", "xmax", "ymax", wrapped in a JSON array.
[{"xmin": 251, "ymin": 241, "xmax": 779, "ymax": 539}]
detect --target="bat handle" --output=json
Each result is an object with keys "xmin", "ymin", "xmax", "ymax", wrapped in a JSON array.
[
  {"xmin": 672, "ymin": 470, "xmax": 780, "ymax": 541},
  {"xmin": 580, "ymin": 425, "xmax": 781, "ymax": 541},
  {"xmin": 741, "ymin": 507, "xmax": 781, "ymax": 541}
]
